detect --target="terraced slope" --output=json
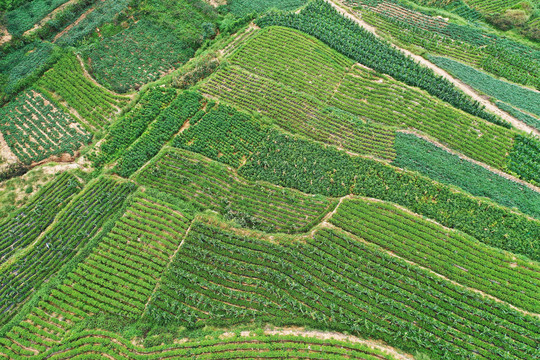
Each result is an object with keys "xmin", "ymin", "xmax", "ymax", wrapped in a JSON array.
[
  {"xmin": 9, "ymin": 329, "xmax": 403, "ymax": 360},
  {"xmin": 0, "ymin": 172, "xmax": 82, "ymax": 264},
  {"xmin": 136, "ymin": 147, "xmax": 336, "ymax": 233},
  {"xmin": 0, "ymin": 89, "xmax": 91, "ymax": 164},
  {"xmin": 146, "ymin": 219, "xmax": 539, "ymax": 360},
  {"xmin": 0, "ymin": 177, "xmax": 135, "ymax": 327}
]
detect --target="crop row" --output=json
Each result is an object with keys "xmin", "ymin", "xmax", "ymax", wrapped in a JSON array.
[
  {"xmin": 146, "ymin": 220, "xmax": 539, "ymax": 359},
  {"xmin": 227, "ymin": 0, "xmax": 308, "ymax": 16},
  {"xmin": 349, "ymin": 1, "xmax": 540, "ymax": 88},
  {"xmin": 173, "ymin": 103, "xmax": 267, "ymax": 168},
  {"xmin": 393, "ymin": 132, "xmax": 540, "ymax": 220},
  {"xmin": 0, "ymin": 189, "xmax": 190, "ymax": 356},
  {"xmin": 136, "ymin": 147, "xmax": 336, "ymax": 233},
  {"xmin": 429, "ymin": 55, "xmax": 540, "ymax": 118},
  {"xmin": 256, "ymin": 0, "xmax": 498, "ymax": 123},
  {"xmin": 36, "ymin": 52, "xmax": 129, "ymax": 130},
  {"xmin": 91, "ymin": 87, "xmax": 177, "ymax": 167},
  {"xmin": 238, "ymin": 131, "xmax": 540, "ymax": 260},
  {"xmin": 0, "ymin": 329, "xmax": 399, "ymax": 360},
  {"xmin": 329, "ymin": 64, "xmax": 513, "ymax": 168},
  {"xmin": 0, "ymin": 89, "xmax": 92, "ymax": 164},
  {"xmin": 114, "ymin": 91, "xmax": 203, "ymax": 177},
  {"xmin": 330, "ymin": 197, "xmax": 540, "ymax": 313},
  {"xmin": 0, "ymin": 172, "xmax": 82, "ymax": 264},
  {"xmin": 229, "ymin": 26, "xmax": 352, "ymax": 102},
  {"xmin": 507, "ymin": 135, "xmax": 540, "ymax": 185},
  {"xmin": 496, "ymin": 101, "xmax": 540, "ymax": 132},
  {"xmin": 0, "ymin": 176, "xmax": 135, "ymax": 327},
  {"xmin": 203, "ymin": 65, "xmax": 397, "ymax": 160}
]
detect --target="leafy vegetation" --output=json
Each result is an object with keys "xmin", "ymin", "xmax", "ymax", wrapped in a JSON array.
[
  {"xmin": 508, "ymin": 135, "xmax": 540, "ymax": 185},
  {"xmin": 0, "ymin": 89, "xmax": 92, "ymax": 164},
  {"xmin": 430, "ymin": 55, "xmax": 540, "ymax": 117},
  {"xmin": 350, "ymin": 0, "xmax": 540, "ymax": 89},
  {"xmin": 0, "ymin": 176, "xmax": 135, "ymax": 327},
  {"xmin": 330, "ymin": 197, "xmax": 540, "ymax": 313},
  {"xmin": 393, "ymin": 132, "xmax": 540, "ymax": 219},
  {"xmin": 137, "ymin": 148, "xmax": 335, "ymax": 233},
  {"xmin": 92, "ymin": 87, "xmax": 178, "ymax": 167},
  {"xmin": 36, "ymin": 52, "xmax": 129, "ymax": 130},
  {"xmin": 496, "ymin": 101, "xmax": 540, "ymax": 131},
  {"xmin": 227, "ymin": 0, "xmax": 308, "ymax": 16},
  {"xmin": 146, "ymin": 220, "xmax": 539, "ymax": 359},
  {"xmin": 4, "ymin": 0, "xmax": 70, "ymax": 36},
  {"xmin": 84, "ymin": 19, "xmax": 196, "ymax": 93},
  {"xmin": 256, "ymin": 0, "xmax": 499, "ymax": 124},
  {"xmin": 115, "ymin": 91, "xmax": 203, "ymax": 177},
  {"xmin": 0, "ymin": 172, "xmax": 81, "ymax": 264},
  {"xmin": 240, "ymin": 132, "xmax": 540, "ymax": 260}
]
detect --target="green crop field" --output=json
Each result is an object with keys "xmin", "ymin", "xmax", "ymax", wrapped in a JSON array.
[{"xmin": 0, "ymin": 0, "xmax": 539, "ymax": 358}]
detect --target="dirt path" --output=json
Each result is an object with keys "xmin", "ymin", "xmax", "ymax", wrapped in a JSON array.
[
  {"xmin": 53, "ymin": 1, "xmax": 103, "ymax": 42},
  {"xmin": 399, "ymin": 129, "xmax": 540, "ymax": 194},
  {"xmin": 261, "ymin": 328, "xmax": 413, "ymax": 360},
  {"xmin": 23, "ymin": 0, "xmax": 81, "ymax": 37},
  {"xmin": 327, "ymin": 0, "xmax": 540, "ymax": 136},
  {"xmin": 0, "ymin": 25, "xmax": 12, "ymax": 46},
  {"xmin": 0, "ymin": 131, "xmax": 19, "ymax": 167}
]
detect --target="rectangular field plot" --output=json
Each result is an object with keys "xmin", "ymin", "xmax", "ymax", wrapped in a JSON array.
[
  {"xmin": 146, "ymin": 220, "xmax": 540, "ymax": 360},
  {"xmin": 136, "ymin": 147, "xmax": 336, "ymax": 233},
  {"xmin": 202, "ymin": 66, "xmax": 397, "ymax": 160},
  {"xmin": 330, "ymin": 197, "xmax": 540, "ymax": 313},
  {"xmin": 0, "ymin": 177, "xmax": 135, "ymax": 327},
  {"xmin": 329, "ymin": 65, "xmax": 514, "ymax": 168},
  {"xmin": 0, "ymin": 90, "xmax": 92, "ymax": 164},
  {"xmin": 37, "ymin": 53, "xmax": 129, "ymax": 130}
]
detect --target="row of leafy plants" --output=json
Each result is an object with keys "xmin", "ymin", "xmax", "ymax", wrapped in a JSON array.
[
  {"xmin": 136, "ymin": 147, "xmax": 335, "ymax": 233},
  {"xmin": 255, "ymin": 0, "xmax": 501, "ymax": 124},
  {"xmin": 146, "ymin": 220, "xmax": 539, "ymax": 359},
  {"xmin": 0, "ymin": 172, "xmax": 82, "ymax": 264},
  {"xmin": 330, "ymin": 197, "xmax": 540, "ymax": 313},
  {"xmin": 0, "ymin": 176, "xmax": 135, "ymax": 328}
]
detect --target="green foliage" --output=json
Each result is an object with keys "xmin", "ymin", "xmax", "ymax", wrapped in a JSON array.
[
  {"xmin": 115, "ymin": 91, "xmax": 203, "ymax": 177},
  {"xmin": 202, "ymin": 28, "xmax": 397, "ymax": 160},
  {"xmin": 227, "ymin": 0, "xmax": 308, "ymax": 16},
  {"xmin": 54, "ymin": 0, "xmax": 130, "ymax": 46},
  {"xmin": 0, "ymin": 41, "xmax": 62, "ymax": 99},
  {"xmin": 256, "ymin": 0, "xmax": 499, "ymax": 124},
  {"xmin": 92, "ymin": 87, "xmax": 177, "ymax": 167},
  {"xmin": 173, "ymin": 104, "xmax": 269, "ymax": 168},
  {"xmin": 430, "ymin": 55, "xmax": 540, "ymax": 117},
  {"xmin": 0, "ymin": 89, "xmax": 92, "ymax": 164},
  {"xmin": 353, "ymin": 1, "xmax": 540, "ymax": 89},
  {"xmin": 36, "ymin": 52, "xmax": 129, "ymax": 130},
  {"xmin": 327, "ymin": 64, "xmax": 513, "ymax": 168},
  {"xmin": 393, "ymin": 132, "xmax": 540, "ymax": 219},
  {"xmin": 508, "ymin": 135, "xmax": 540, "ymax": 184},
  {"xmin": 0, "ymin": 172, "xmax": 81, "ymax": 264},
  {"xmin": 137, "ymin": 148, "xmax": 335, "ymax": 233},
  {"xmin": 146, "ymin": 220, "xmax": 539, "ymax": 359},
  {"xmin": 136, "ymin": 0, "xmax": 218, "ymax": 44},
  {"xmin": 239, "ymin": 132, "xmax": 540, "ymax": 260},
  {"xmin": 0, "ymin": 176, "xmax": 135, "ymax": 327},
  {"xmin": 84, "ymin": 19, "xmax": 195, "ymax": 93},
  {"xmin": 496, "ymin": 101, "xmax": 540, "ymax": 131},
  {"xmin": 5, "ymin": 0, "xmax": 69, "ymax": 36},
  {"xmin": 2, "ymin": 329, "xmax": 401, "ymax": 359},
  {"xmin": 331, "ymin": 197, "xmax": 540, "ymax": 313}
]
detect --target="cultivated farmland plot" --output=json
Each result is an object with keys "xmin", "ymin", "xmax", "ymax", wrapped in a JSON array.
[{"xmin": 0, "ymin": 0, "xmax": 539, "ymax": 358}]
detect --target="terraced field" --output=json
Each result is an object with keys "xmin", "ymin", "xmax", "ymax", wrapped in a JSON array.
[
  {"xmin": 0, "ymin": 90, "xmax": 91, "ymax": 164},
  {"xmin": 0, "ymin": 0, "xmax": 539, "ymax": 358}
]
